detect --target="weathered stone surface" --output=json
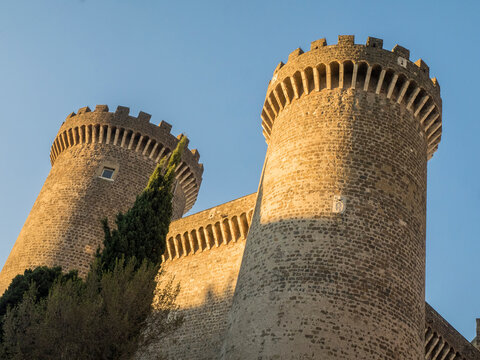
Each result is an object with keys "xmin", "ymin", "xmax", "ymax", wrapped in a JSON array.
[
  {"xmin": 2, "ymin": 35, "xmax": 478, "ymax": 360},
  {"xmin": 0, "ymin": 106, "xmax": 203, "ymax": 293},
  {"xmin": 137, "ymin": 193, "xmax": 255, "ymax": 360},
  {"xmin": 224, "ymin": 35, "xmax": 435, "ymax": 359},
  {"xmin": 425, "ymin": 304, "xmax": 480, "ymax": 360},
  {"xmin": 141, "ymin": 192, "xmax": 480, "ymax": 360}
]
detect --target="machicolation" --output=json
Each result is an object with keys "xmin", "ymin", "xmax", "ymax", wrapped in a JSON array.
[
  {"xmin": 51, "ymin": 104, "xmax": 203, "ymax": 212},
  {"xmin": 262, "ymin": 36, "xmax": 441, "ymax": 158}
]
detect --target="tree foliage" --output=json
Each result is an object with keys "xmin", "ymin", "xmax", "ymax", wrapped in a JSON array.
[
  {"xmin": 1, "ymin": 259, "xmax": 180, "ymax": 360},
  {"xmin": 98, "ymin": 135, "xmax": 187, "ymax": 271},
  {"xmin": 0, "ymin": 266, "xmax": 78, "ymax": 319}
]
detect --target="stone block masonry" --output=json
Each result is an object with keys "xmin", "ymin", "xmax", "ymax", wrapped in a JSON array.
[
  {"xmin": 0, "ymin": 105, "xmax": 203, "ymax": 293},
  {"xmin": 138, "ymin": 192, "xmax": 480, "ymax": 360},
  {"xmin": 2, "ymin": 34, "xmax": 478, "ymax": 360},
  {"xmin": 223, "ymin": 35, "xmax": 440, "ymax": 359},
  {"xmin": 137, "ymin": 193, "xmax": 255, "ymax": 359}
]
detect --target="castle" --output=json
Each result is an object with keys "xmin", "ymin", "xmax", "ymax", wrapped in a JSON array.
[{"xmin": 1, "ymin": 35, "xmax": 479, "ymax": 359}]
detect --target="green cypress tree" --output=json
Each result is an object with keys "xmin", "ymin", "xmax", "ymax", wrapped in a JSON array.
[{"xmin": 98, "ymin": 136, "xmax": 187, "ymax": 271}]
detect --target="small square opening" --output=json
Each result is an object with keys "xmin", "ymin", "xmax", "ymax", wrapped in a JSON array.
[{"xmin": 100, "ymin": 167, "xmax": 115, "ymax": 180}]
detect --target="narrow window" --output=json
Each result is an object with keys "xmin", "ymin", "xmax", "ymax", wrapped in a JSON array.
[{"xmin": 100, "ymin": 167, "xmax": 115, "ymax": 180}]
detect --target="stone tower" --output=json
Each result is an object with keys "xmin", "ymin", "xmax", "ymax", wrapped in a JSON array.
[
  {"xmin": 222, "ymin": 36, "xmax": 442, "ymax": 359},
  {"xmin": 0, "ymin": 105, "xmax": 203, "ymax": 293}
]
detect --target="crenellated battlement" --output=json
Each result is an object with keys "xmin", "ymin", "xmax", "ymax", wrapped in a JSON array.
[
  {"xmin": 425, "ymin": 304, "xmax": 480, "ymax": 359},
  {"xmin": 262, "ymin": 35, "xmax": 442, "ymax": 159},
  {"xmin": 273, "ymin": 35, "xmax": 436, "ymax": 77},
  {"xmin": 161, "ymin": 193, "xmax": 256, "ymax": 262},
  {"xmin": 50, "ymin": 105, "xmax": 204, "ymax": 213},
  {"xmin": 66, "ymin": 105, "xmax": 154, "ymax": 124}
]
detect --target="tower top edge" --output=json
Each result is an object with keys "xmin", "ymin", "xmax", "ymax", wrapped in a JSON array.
[
  {"xmin": 58, "ymin": 103, "xmax": 204, "ymax": 164},
  {"xmin": 271, "ymin": 35, "xmax": 440, "ymax": 95},
  {"xmin": 60, "ymin": 104, "xmax": 191, "ymax": 146},
  {"xmin": 66, "ymin": 104, "xmax": 160, "ymax": 127},
  {"xmin": 52, "ymin": 104, "xmax": 204, "ymax": 213},
  {"xmin": 261, "ymin": 35, "xmax": 443, "ymax": 160}
]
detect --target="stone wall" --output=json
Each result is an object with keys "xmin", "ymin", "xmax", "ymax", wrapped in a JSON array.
[
  {"xmin": 425, "ymin": 304, "xmax": 480, "ymax": 360},
  {"xmin": 138, "ymin": 193, "xmax": 255, "ymax": 359}
]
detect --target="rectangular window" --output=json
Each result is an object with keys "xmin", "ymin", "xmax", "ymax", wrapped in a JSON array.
[{"xmin": 100, "ymin": 167, "xmax": 115, "ymax": 180}]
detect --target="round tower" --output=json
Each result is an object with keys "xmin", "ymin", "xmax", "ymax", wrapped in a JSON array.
[
  {"xmin": 222, "ymin": 35, "xmax": 442, "ymax": 359},
  {"xmin": 0, "ymin": 105, "xmax": 203, "ymax": 293}
]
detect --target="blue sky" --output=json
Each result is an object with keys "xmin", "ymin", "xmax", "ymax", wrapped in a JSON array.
[{"xmin": 0, "ymin": 0, "xmax": 478, "ymax": 340}]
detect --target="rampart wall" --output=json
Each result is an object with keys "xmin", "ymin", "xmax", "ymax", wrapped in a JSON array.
[
  {"xmin": 425, "ymin": 303, "xmax": 480, "ymax": 360},
  {"xmin": 138, "ymin": 193, "xmax": 256, "ymax": 359}
]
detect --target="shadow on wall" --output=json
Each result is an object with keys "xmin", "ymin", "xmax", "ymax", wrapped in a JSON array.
[
  {"xmin": 137, "ymin": 278, "xmax": 237, "ymax": 360},
  {"xmin": 221, "ymin": 154, "xmax": 428, "ymax": 359}
]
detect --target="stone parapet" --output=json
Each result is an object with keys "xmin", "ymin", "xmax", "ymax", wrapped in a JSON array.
[
  {"xmin": 162, "ymin": 193, "xmax": 256, "ymax": 262},
  {"xmin": 261, "ymin": 35, "xmax": 442, "ymax": 159},
  {"xmin": 51, "ymin": 105, "xmax": 203, "ymax": 213},
  {"xmin": 425, "ymin": 303, "xmax": 480, "ymax": 360}
]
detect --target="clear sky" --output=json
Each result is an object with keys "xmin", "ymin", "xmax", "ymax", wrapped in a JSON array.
[{"xmin": 0, "ymin": 0, "xmax": 478, "ymax": 341}]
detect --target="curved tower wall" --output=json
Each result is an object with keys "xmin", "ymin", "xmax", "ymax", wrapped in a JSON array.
[
  {"xmin": 222, "ymin": 36, "xmax": 442, "ymax": 359},
  {"xmin": 0, "ymin": 105, "xmax": 203, "ymax": 293}
]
